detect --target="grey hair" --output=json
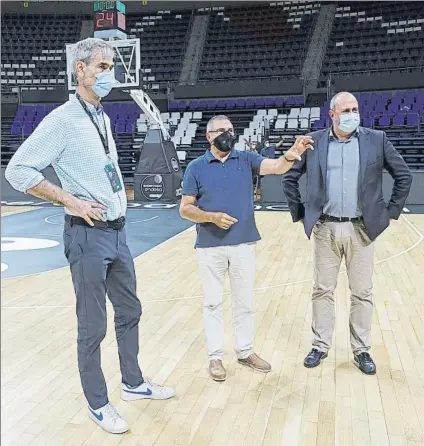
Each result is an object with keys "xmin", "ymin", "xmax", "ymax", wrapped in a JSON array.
[
  {"xmin": 206, "ymin": 115, "xmax": 232, "ymax": 132},
  {"xmin": 70, "ymin": 38, "xmax": 115, "ymax": 74},
  {"xmin": 330, "ymin": 91, "xmax": 357, "ymax": 110}
]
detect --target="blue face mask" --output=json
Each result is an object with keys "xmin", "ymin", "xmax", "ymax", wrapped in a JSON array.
[
  {"xmin": 91, "ymin": 70, "xmax": 115, "ymax": 98},
  {"xmin": 338, "ymin": 112, "xmax": 360, "ymax": 133}
]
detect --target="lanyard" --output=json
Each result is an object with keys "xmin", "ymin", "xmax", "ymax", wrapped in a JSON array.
[{"xmin": 76, "ymin": 93, "xmax": 109, "ymax": 155}]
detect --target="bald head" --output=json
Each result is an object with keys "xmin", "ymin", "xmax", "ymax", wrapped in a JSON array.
[
  {"xmin": 329, "ymin": 91, "xmax": 360, "ymax": 135},
  {"xmin": 330, "ymin": 92, "xmax": 358, "ymax": 112}
]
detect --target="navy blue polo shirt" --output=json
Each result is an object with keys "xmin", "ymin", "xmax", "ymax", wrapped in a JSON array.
[{"xmin": 182, "ymin": 149, "xmax": 266, "ymax": 248}]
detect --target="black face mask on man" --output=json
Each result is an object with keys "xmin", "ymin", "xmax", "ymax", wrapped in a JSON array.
[{"xmin": 211, "ymin": 130, "xmax": 236, "ymax": 153}]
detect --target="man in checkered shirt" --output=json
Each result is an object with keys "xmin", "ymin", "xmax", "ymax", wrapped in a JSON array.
[{"xmin": 5, "ymin": 38, "xmax": 175, "ymax": 434}]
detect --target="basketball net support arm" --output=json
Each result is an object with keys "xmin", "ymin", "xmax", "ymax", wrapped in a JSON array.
[
  {"xmin": 111, "ymin": 40, "xmax": 170, "ymax": 140},
  {"xmin": 128, "ymin": 89, "xmax": 170, "ymax": 140}
]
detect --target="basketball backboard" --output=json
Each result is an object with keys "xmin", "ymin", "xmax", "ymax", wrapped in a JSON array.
[{"xmin": 66, "ymin": 38, "xmax": 140, "ymax": 91}]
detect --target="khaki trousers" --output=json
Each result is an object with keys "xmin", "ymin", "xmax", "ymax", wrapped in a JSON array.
[
  {"xmin": 311, "ymin": 220, "xmax": 374, "ymax": 355},
  {"xmin": 197, "ymin": 243, "xmax": 256, "ymax": 361}
]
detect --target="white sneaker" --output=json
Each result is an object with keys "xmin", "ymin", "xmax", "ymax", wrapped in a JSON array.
[
  {"xmin": 88, "ymin": 403, "xmax": 129, "ymax": 434},
  {"xmin": 121, "ymin": 378, "xmax": 176, "ymax": 401}
]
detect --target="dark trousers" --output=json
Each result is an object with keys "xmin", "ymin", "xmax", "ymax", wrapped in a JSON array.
[{"xmin": 63, "ymin": 220, "xmax": 144, "ymax": 410}]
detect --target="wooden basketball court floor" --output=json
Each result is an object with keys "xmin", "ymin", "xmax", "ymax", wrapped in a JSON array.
[{"xmin": 1, "ymin": 206, "xmax": 424, "ymax": 446}]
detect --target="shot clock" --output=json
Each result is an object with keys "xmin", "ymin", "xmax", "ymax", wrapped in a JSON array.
[{"xmin": 93, "ymin": 0, "xmax": 127, "ymax": 39}]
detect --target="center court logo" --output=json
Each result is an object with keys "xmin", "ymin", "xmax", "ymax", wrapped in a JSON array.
[{"xmin": 140, "ymin": 175, "xmax": 165, "ymax": 201}]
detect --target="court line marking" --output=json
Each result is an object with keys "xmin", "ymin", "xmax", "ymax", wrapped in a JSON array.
[
  {"xmin": 0, "ymin": 225, "xmax": 195, "ymax": 291},
  {"xmin": 2, "ymin": 210, "xmax": 175, "ymax": 282},
  {"xmin": 130, "ymin": 216, "xmax": 158, "ymax": 224},
  {"xmin": 44, "ymin": 213, "xmax": 65, "ymax": 226},
  {"xmin": 2, "ymin": 214, "xmax": 422, "ymax": 309}
]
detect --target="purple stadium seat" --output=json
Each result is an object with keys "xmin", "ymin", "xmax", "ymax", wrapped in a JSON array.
[
  {"xmin": 178, "ymin": 101, "xmax": 186, "ymax": 110},
  {"xmin": 246, "ymin": 98, "xmax": 255, "ymax": 108},
  {"xmin": 392, "ymin": 114, "xmax": 406, "ymax": 127},
  {"xmin": 274, "ymin": 97, "xmax": 284, "ymax": 108},
  {"xmin": 168, "ymin": 101, "xmax": 178, "ymax": 111},
  {"xmin": 379, "ymin": 116, "xmax": 390, "ymax": 127},
  {"xmin": 206, "ymin": 100, "xmax": 217, "ymax": 109},
  {"xmin": 236, "ymin": 99, "xmax": 246, "ymax": 108},
  {"xmin": 188, "ymin": 101, "xmax": 198, "ymax": 110},
  {"xmin": 264, "ymin": 97, "xmax": 274, "ymax": 107},
  {"xmin": 11, "ymin": 124, "xmax": 21, "ymax": 136},
  {"xmin": 255, "ymin": 98, "xmax": 265, "ymax": 108},
  {"xmin": 285, "ymin": 97, "xmax": 296, "ymax": 106},
  {"xmin": 361, "ymin": 117, "xmax": 373, "ymax": 128},
  {"xmin": 388, "ymin": 103, "xmax": 399, "ymax": 114},
  {"xmin": 406, "ymin": 114, "xmax": 419, "ymax": 127},
  {"xmin": 312, "ymin": 119, "xmax": 325, "ymax": 129},
  {"xmin": 23, "ymin": 124, "xmax": 33, "ymax": 136},
  {"xmin": 225, "ymin": 99, "xmax": 236, "ymax": 109},
  {"xmin": 217, "ymin": 100, "xmax": 226, "ymax": 109},
  {"xmin": 117, "ymin": 123, "xmax": 126, "ymax": 133},
  {"xmin": 198, "ymin": 100, "xmax": 207, "ymax": 109}
]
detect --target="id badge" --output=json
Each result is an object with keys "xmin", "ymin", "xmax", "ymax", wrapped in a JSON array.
[{"xmin": 105, "ymin": 162, "xmax": 123, "ymax": 193}]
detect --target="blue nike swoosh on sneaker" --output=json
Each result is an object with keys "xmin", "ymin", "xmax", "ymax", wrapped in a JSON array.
[
  {"xmin": 89, "ymin": 408, "xmax": 103, "ymax": 421},
  {"xmin": 123, "ymin": 388, "xmax": 153, "ymax": 396}
]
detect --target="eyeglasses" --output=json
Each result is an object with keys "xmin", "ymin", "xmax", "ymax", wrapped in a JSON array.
[{"xmin": 208, "ymin": 128, "xmax": 235, "ymax": 135}]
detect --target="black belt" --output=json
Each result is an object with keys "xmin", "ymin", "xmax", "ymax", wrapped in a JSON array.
[
  {"xmin": 65, "ymin": 215, "xmax": 125, "ymax": 230},
  {"xmin": 321, "ymin": 214, "xmax": 362, "ymax": 223}
]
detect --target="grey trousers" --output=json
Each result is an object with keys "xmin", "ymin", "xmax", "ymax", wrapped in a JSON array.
[
  {"xmin": 63, "ymin": 219, "xmax": 144, "ymax": 410},
  {"xmin": 311, "ymin": 220, "xmax": 374, "ymax": 355}
]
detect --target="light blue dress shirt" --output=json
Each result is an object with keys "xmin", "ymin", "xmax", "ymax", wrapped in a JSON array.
[
  {"xmin": 5, "ymin": 94, "xmax": 127, "ymax": 220},
  {"xmin": 323, "ymin": 128, "xmax": 362, "ymax": 218}
]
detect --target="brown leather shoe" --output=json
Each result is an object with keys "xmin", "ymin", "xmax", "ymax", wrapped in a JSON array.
[
  {"xmin": 209, "ymin": 359, "xmax": 226, "ymax": 381},
  {"xmin": 238, "ymin": 353, "xmax": 271, "ymax": 373}
]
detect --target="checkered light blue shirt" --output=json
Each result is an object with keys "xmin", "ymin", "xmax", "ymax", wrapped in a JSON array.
[{"xmin": 5, "ymin": 94, "xmax": 127, "ymax": 220}]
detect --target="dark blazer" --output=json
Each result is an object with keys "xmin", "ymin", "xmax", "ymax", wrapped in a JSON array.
[{"xmin": 282, "ymin": 127, "xmax": 413, "ymax": 241}]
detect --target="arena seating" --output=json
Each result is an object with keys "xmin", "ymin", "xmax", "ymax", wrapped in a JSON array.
[
  {"xmin": 126, "ymin": 10, "xmax": 192, "ymax": 93},
  {"xmin": 1, "ymin": 102, "xmax": 141, "ymax": 182},
  {"xmin": 169, "ymin": 91, "xmax": 423, "ymax": 170},
  {"xmin": 9, "ymin": 102, "xmax": 140, "ymax": 137},
  {"xmin": 311, "ymin": 90, "xmax": 424, "ymax": 129},
  {"xmin": 1, "ymin": 13, "xmax": 89, "ymax": 92},
  {"xmin": 2, "ymin": 3, "xmax": 423, "ymax": 92},
  {"xmin": 2, "ymin": 90, "xmax": 423, "ymax": 176},
  {"xmin": 1, "ymin": 3, "xmax": 423, "ymax": 181},
  {"xmin": 1, "ymin": 10, "xmax": 192, "ymax": 94},
  {"xmin": 319, "ymin": 1, "xmax": 424, "ymax": 87},
  {"xmin": 198, "ymin": 2, "xmax": 320, "ymax": 82}
]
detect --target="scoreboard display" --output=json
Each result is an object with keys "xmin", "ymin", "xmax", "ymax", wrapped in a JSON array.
[
  {"xmin": 93, "ymin": 0, "xmax": 127, "ymax": 39},
  {"xmin": 94, "ymin": 11, "xmax": 125, "ymax": 31}
]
